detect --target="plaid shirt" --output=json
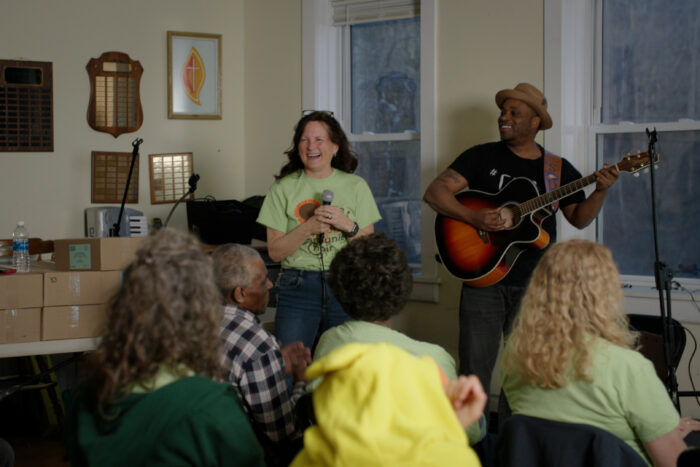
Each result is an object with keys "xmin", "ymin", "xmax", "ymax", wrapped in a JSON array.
[{"xmin": 220, "ymin": 304, "xmax": 305, "ymax": 442}]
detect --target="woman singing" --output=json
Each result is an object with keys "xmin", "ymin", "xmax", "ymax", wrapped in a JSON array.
[{"xmin": 257, "ymin": 111, "xmax": 381, "ymax": 351}]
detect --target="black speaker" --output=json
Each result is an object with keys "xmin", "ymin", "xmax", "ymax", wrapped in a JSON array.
[{"xmin": 186, "ymin": 198, "xmax": 266, "ymax": 245}]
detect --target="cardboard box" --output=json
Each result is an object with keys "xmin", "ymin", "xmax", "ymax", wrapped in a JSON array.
[
  {"xmin": 0, "ymin": 271, "xmax": 43, "ymax": 309},
  {"xmin": 43, "ymin": 270, "xmax": 122, "ymax": 306},
  {"xmin": 0, "ymin": 308, "xmax": 41, "ymax": 344},
  {"xmin": 53, "ymin": 237, "xmax": 144, "ymax": 271},
  {"xmin": 42, "ymin": 304, "xmax": 106, "ymax": 340}
]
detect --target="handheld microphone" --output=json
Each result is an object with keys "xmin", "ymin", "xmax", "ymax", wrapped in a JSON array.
[{"xmin": 318, "ymin": 189, "xmax": 334, "ymax": 244}]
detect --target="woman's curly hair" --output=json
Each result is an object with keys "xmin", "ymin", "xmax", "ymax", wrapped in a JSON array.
[
  {"xmin": 329, "ymin": 232, "xmax": 413, "ymax": 322},
  {"xmin": 83, "ymin": 228, "xmax": 223, "ymax": 412},
  {"xmin": 275, "ymin": 111, "xmax": 358, "ymax": 179},
  {"xmin": 503, "ymin": 239, "xmax": 636, "ymax": 389}
]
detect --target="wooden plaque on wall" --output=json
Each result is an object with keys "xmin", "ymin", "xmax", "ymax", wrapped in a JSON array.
[
  {"xmin": 91, "ymin": 151, "xmax": 139, "ymax": 203},
  {"xmin": 149, "ymin": 152, "xmax": 194, "ymax": 204},
  {"xmin": 0, "ymin": 60, "xmax": 54, "ymax": 152},
  {"xmin": 86, "ymin": 52, "xmax": 143, "ymax": 138}
]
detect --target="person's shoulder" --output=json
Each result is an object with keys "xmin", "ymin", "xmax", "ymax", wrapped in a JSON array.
[
  {"xmin": 174, "ymin": 377, "xmax": 251, "ymax": 422},
  {"xmin": 410, "ymin": 334, "xmax": 453, "ymax": 360},
  {"xmin": 334, "ymin": 170, "xmax": 365, "ymax": 183},
  {"xmin": 451, "ymin": 141, "xmax": 503, "ymax": 164},
  {"xmin": 221, "ymin": 314, "xmax": 279, "ymax": 358},
  {"xmin": 314, "ymin": 321, "xmax": 373, "ymax": 358},
  {"xmin": 160, "ymin": 377, "xmax": 265, "ymax": 464},
  {"xmin": 221, "ymin": 305, "xmax": 259, "ymax": 334},
  {"xmin": 334, "ymin": 170, "xmax": 375, "ymax": 195},
  {"xmin": 380, "ymin": 326, "xmax": 444, "ymax": 352},
  {"xmin": 154, "ymin": 375, "xmax": 229, "ymax": 402},
  {"xmin": 273, "ymin": 170, "xmax": 304, "ymax": 187},
  {"xmin": 551, "ymin": 152, "xmax": 582, "ymax": 173},
  {"xmin": 466, "ymin": 141, "xmax": 503, "ymax": 154},
  {"xmin": 593, "ymin": 338, "xmax": 652, "ymax": 373},
  {"xmin": 479, "ymin": 141, "xmax": 505, "ymax": 151},
  {"xmin": 316, "ymin": 321, "xmax": 355, "ymax": 346}
]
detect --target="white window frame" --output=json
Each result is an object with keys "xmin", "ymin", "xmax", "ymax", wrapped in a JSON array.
[
  {"xmin": 545, "ymin": 0, "xmax": 700, "ymax": 322},
  {"xmin": 302, "ymin": 0, "xmax": 439, "ymax": 302}
]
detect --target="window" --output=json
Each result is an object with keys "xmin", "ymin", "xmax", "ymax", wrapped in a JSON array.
[
  {"xmin": 302, "ymin": 0, "xmax": 437, "ymax": 287},
  {"xmin": 348, "ymin": 18, "xmax": 422, "ymax": 266},
  {"xmin": 595, "ymin": 0, "xmax": 700, "ymax": 281},
  {"xmin": 545, "ymin": 0, "xmax": 700, "ymax": 286}
]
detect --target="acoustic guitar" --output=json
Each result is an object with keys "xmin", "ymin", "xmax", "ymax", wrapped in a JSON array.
[{"xmin": 434, "ymin": 151, "xmax": 655, "ymax": 287}]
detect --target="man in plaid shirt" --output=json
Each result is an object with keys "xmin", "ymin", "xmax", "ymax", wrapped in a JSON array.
[{"xmin": 212, "ymin": 244, "xmax": 311, "ymax": 452}]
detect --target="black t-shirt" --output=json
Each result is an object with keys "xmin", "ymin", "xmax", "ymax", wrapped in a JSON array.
[{"xmin": 448, "ymin": 141, "xmax": 585, "ymax": 286}]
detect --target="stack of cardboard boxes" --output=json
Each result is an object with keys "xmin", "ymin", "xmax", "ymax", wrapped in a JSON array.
[
  {"xmin": 0, "ymin": 270, "xmax": 43, "ymax": 344},
  {"xmin": 0, "ymin": 238, "xmax": 143, "ymax": 344}
]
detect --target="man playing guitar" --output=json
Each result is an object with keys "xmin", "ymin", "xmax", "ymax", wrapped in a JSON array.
[{"xmin": 423, "ymin": 83, "xmax": 619, "ymax": 424}]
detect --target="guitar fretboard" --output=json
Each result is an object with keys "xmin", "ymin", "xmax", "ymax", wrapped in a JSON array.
[{"xmin": 519, "ymin": 174, "xmax": 597, "ymax": 215}]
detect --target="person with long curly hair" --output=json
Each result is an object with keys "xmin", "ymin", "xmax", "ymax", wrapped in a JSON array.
[
  {"xmin": 502, "ymin": 239, "xmax": 698, "ymax": 466},
  {"xmin": 257, "ymin": 111, "xmax": 381, "ymax": 351},
  {"xmin": 310, "ymin": 232, "xmax": 487, "ymax": 445},
  {"xmin": 65, "ymin": 229, "xmax": 264, "ymax": 466}
]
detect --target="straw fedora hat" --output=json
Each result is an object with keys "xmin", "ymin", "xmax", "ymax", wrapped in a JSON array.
[{"xmin": 495, "ymin": 83, "xmax": 553, "ymax": 130}]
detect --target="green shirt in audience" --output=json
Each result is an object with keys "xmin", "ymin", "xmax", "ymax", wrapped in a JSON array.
[{"xmin": 503, "ymin": 337, "xmax": 679, "ymax": 465}]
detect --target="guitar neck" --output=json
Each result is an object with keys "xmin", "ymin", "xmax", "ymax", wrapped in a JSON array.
[{"xmin": 520, "ymin": 173, "xmax": 597, "ymax": 214}]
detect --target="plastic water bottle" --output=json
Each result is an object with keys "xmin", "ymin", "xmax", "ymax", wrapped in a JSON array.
[{"xmin": 12, "ymin": 221, "xmax": 30, "ymax": 272}]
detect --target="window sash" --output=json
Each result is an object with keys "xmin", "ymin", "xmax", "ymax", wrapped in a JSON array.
[
  {"xmin": 341, "ymin": 20, "xmax": 422, "ymax": 139},
  {"xmin": 332, "ymin": 0, "xmax": 420, "ymax": 26}
]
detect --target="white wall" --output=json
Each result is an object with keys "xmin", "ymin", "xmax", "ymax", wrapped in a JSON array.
[
  {"xmin": 243, "ymin": 0, "xmax": 302, "ymax": 196},
  {"xmin": 0, "ymin": 0, "xmax": 247, "ymax": 239}
]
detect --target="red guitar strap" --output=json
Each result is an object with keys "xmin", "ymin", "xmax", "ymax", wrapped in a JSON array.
[{"xmin": 543, "ymin": 150, "xmax": 562, "ymax": 211}]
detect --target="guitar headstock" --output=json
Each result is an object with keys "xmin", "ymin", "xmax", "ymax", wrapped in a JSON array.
[{"xmin": 615, "ymin": 151, "xmax": 659, "ymax": 174}]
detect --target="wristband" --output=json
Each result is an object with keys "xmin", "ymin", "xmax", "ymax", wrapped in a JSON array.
[{"xmin": 345, "ymin": 222, "xmax": 359, "ymax": 238}]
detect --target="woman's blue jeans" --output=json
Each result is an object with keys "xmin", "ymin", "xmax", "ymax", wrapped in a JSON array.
[{"xmin": 273, "ymin": 268, "xmax": 350, "ymax": 351}]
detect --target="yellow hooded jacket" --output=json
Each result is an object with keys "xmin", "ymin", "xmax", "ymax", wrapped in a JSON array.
[{"xmin": 291, "ymin": 343, "xmax": 481, "ymax": 466}]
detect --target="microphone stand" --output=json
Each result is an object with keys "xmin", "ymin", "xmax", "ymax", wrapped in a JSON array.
[
  {"xmin": 646, "ymin": 128, "xmax": 680, "ymax": 410},
  {"xmin": 112, "ymin": 137, "xmax": 142, "ymax": 237},
  {"xmin": 164, "ymin": 173, "xmax": 200, "ymax": 227}
]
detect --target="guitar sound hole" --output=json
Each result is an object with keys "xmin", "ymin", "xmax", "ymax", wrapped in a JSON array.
[{"xmin": 499, "ymin": 205, "xmax": 520, "ymax": 229}]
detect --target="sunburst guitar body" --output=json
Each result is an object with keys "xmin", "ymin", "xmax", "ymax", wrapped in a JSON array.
[{"xmin": 434, "ymin": 151, "xmax": 655, "ymax": 287}]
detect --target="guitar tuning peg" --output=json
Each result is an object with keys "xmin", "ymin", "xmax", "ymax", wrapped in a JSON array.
[{"xmin": 633, "ymin": 172, "xmax": 640, "ymax": 177}]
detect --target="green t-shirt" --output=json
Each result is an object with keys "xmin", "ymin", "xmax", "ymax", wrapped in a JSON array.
[
  {"xmin": 257, "ymin": 169, "xmax": 381, "ymax": 270},
  {"xmin": 312, "ymin": 321, "xmax": 458, "ymax": 382},
  {"xmin": 502, "ymin": 337, "xmax": 680, "ymax": 464}
]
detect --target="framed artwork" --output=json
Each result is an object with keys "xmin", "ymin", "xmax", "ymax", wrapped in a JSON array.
[{"xmin": 167, "ymin": 31, "xmax": 222, "ymax": 119}]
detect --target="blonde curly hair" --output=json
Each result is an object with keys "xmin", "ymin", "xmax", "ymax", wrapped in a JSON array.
[{"xmin": 503, "ymin": 239, "xmax": 636, "ymax": 389}]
